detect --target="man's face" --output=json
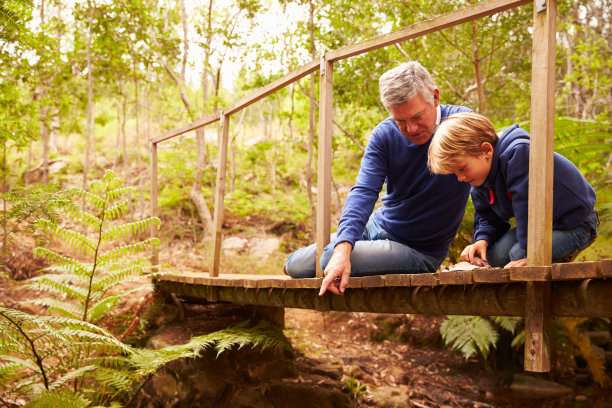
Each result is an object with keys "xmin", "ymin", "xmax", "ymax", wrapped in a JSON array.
[{"xmin": 388, "ymin": 89, "xmax": 439, "ymax": 145}]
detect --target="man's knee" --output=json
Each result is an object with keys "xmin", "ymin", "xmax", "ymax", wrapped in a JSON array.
[{"xmin": 284, "ymin": 245, "xmax": 317, "ymax": 278}]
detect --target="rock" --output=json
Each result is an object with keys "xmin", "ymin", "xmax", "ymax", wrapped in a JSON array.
[
  {"xmin": 250, "ymin": 237, "xmax": 280, "ymax": 258},
  {"xmin": 346, "ymin": 364, "xmax": 376, "ymax": 384},
  {"xmin": 248, "ymin": 359, "xmax": 297, "ymax": 381},
  {"xmin": 510, "ymin": 374, "xmax": 573, "ymax": 399},
  {"xmin": 266, "ymin": 382, "xmax": 351, "ymax": 408},
  {"xmin": 150, "ymin": 372, "xmax": 178, "ymax": 398},
  {"xmin": 222, "ymin": 237, "xmax": 248, "ymax": 251},
  {"xmin": 370, "ymin": 385, "xmax": 410, "ymax": 408},
  {"xmin": 226, "ymin": 387, "xmax": 273, "ymax": 408}
]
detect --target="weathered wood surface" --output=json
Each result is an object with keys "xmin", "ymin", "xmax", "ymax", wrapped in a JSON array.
[{"xmin": 157, "ymin": 260, "xmax": 612, "ymax": 317}]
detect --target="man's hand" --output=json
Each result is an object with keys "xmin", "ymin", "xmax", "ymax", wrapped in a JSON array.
[
  {"xmin": 504, "ymin": 258, "xmax": 527, "ymax": 268},
  {"xmin": 319, "ymin": 242, "xmax": 352, "ymax": 296},
  {"xmin": 460, "ymin": 240, "xmax": 489, "ymax": 266}
]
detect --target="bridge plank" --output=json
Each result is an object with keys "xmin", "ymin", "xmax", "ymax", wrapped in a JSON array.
[
  {"xmin": 437, "ymin": 270, "xmax": 474, "ymax": 285},
  {"xmin": 473, "ymin": 268, "xmax": 510, "ymax": 283},
  {"xmin": 509, "ymin": 266, "xmax": 551, "ymax": 281},
  {"xmin": 601, "ymin": 259, "xmax": 612, "ymax": 278},
  {"xmin": 410, "ymin": 273, "xmax": 439, "ymax": 287},
  {"xmin": 551, "ymin": 261, "xmax": 600, "ymax": 280},
  {"xmin": 383, "ymin": 274, "xmax": 411, "ymax": 286}
]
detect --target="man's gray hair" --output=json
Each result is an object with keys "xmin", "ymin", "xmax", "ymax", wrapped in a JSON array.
[{"xmin": 379, "ymin": 61, "xmax": 437, "ymax": 109}]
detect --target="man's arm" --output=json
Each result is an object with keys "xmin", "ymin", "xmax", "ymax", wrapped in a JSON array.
[{"xmin": 319, "ymin": 242, "xmax": 352, "ymax": 296}]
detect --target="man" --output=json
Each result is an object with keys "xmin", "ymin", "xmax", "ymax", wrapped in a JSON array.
[{"xmin": 284, "ymin": 61, "xmax": 472, "ymax": 296}]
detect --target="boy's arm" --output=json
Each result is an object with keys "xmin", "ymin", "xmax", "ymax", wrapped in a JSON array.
[
  {"xmin": 504, "ymin": 144, "xmax": 531, "ymax": 250},
  {"xmin": 472, "ymin": 189, "xmax": 511, "ymax": 245}
]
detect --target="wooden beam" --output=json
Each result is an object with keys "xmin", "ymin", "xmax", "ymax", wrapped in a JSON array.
[
  {"xmin": 150, "ymin": 142, "xmax": 159, "ymax": 267},
  {"xmin": 327, "ymin": 0, "xmax": 531, "ymax": 62},
  {"xmin": 316, "ymin": 56, "xmax": 334, "ymax": 278},
  {"xmin": 525, "ymin": 0, "xmax": 557, "ymax": 373},
  {"xmin": 151, "ymin": 112, "xmax": 220, "ymax": 144},
  {"xmin": 210, "ymin": 113, "xmax": 230, "ymax": 277},
  {"xmin": 225, "ymin": 59, "xmax": 320, "ymax": 116}
]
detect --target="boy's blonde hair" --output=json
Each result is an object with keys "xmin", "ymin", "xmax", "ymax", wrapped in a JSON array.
[{"xmin": 428, "ymin": 112, "xmax": 499, "ymax": 174}]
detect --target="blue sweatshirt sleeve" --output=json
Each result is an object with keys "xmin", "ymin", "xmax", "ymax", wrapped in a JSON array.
[
  {"xmin": 472, "ymin": 189, "xmax": 511, "ymax": 244},
  {"xmin": 335, "ymin": 127, "xmax": 388, "ymax": 247}
]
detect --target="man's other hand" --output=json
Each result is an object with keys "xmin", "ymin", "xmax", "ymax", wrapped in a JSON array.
[{"xmin": 319, "ymin": 242, "xmax": 352, "ymax": 296}]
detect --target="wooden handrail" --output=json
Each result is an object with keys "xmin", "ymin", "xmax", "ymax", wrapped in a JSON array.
[
  {"xmin": 224, "ymin": 59, "xmax": 320, "ymax": 116},
  {"xmin": 327, "ymin": 0, "xmax": 532, "ymax": 62},
  {"xmin": 151, "ymin": 112, "xmax": 220, "ymax": 145}
]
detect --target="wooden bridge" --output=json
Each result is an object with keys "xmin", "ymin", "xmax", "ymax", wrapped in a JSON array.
[{"xmin": 151, "ymin": 0, "xmax": 610, "ymax": 374}]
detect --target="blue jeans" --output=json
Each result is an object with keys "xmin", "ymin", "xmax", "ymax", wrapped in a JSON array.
[
  {"xmin": 284, "ymin": 215, "xmax": 445, "ymax": 278},
  {"xmin": 487, "ymin": 209, "xmax": 599, "ymax": 267}
]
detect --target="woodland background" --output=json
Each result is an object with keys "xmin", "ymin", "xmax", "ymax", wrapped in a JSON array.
[{"xmin": 1, "ymin": 0, "xmax": 611, "ymax": 272}]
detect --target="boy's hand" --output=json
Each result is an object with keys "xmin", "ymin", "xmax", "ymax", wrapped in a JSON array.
[
  {"xmin": 461, "ymin": 240, "xmax": 489, "ymax": 266},
  {"xmin": 504, "ymin": 258, "xmax": 527, "ymax": 268}
]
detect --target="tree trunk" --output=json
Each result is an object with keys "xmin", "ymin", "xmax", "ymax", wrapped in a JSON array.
[
  {"xmin": 306, "ymin": 0, "xmax": 316, "ymax": 237},
  {"xmin": 133, "ymin": 56, "xmax": 144, "ymax": 217},
  {"xmin": 471, "ymin": 21, "xmax": 485, "ymax": 114},
  {"xmin": 84, "ymin": 0, "xmax": 95, "ymax": 190},
  {"xmin": 190, "ymin": 127, "xmax": 214, "ymax": 240},
  {"xmin": 230, "ymin": 108, "xmax": 246, "ymax": 192}
]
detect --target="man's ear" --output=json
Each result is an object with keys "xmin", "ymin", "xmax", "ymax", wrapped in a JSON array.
[
  {"xmin": 481, "ymin": 142, "xmax": 493, "ymax": 158},
  {"xmin": 432, "ymin": 89, "xmax": 440, "ymax": 106}
]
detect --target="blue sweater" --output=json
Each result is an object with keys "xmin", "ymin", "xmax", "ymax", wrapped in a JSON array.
[
  {"xmin": 472, "ymin": 124, "xmax": 597, "ymax": 249},
  {"xmin": 335, "ymin": 104, "xmax": 472, "ymax": 257}
]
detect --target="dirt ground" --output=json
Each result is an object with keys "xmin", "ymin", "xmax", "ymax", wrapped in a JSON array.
[{"xmin": 3, "ymin": 241, "xmax": 611, "ymax": 408}]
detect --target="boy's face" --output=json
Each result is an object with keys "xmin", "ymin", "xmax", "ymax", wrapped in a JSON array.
[
  {"xmin": 451, "ymin": 143, "xmax": 493, "ymax": 186},
  {"xmin": 388, "ymin": 89, "xmax": 439, "ymax": 145}
]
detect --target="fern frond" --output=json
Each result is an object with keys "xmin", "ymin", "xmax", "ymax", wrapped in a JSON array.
[
  {"xmin": 86, "ymin": 295, "xmax": 120, "ymax": 323},
  {"xmin": 0, "ymin": 355, "xmax": 40, "ymax": 374},
  {"xmin": 107, "ymin": 187, "xmax": 136, "ymax": 201},
  {"xmin": 130, "ymin": 321, "xmax": 289, "ymax": 376},
  {"xmin": 441, "ymin": 316, "xmax": 498, "ymax": 360},
  {"xmin": 91, "ymin": 265, "xmax": 144, "ymax": 292},
  {"xmin": 27, "ymin": 276, "xmax": 88, "ymax": 302},
  {"xmin": 24, "ymin": 389, "xmax": 91, "ymax": 408},
  {"xmin": 493, "ymin": 316, "xmax": 521, "ymax": 334},
  {"xmin": 28, "ymin": 298, "xmax": 83, "ymax": 320},
  {"xmin": 68, "ymin": 187, "xmax": 105, "ymax": 210},
  {"xmin": 62, "ymin": 207, "xmax": 102, "ymax": 231},
  {"xmin": 101, "ymin": 218, "xmax": 162, "ymax": 243},
  {"xmin": 98, "ymin": 238, "xmax": 160, "ymax": 264},
  {"xmin": 32, "ymin": 248, "xmax": 90, "ymax": 277},
  {"xmin": 34, "ymin": 222, "xmax": 95, "ymax": 256},
  {"xmin": 0, "ymin": 361, "xmax": 23, "ymax": 379},
  {"xmin": 103, "ymin": 200, "xmax": 130, "ymax": 221},
  {"xmin": 93, "ymin": 367, "xmax": 138, "ymax": 393},
  {"xmin": 48, "ymin": 365, "xmax": 98, "ymax": 391}
]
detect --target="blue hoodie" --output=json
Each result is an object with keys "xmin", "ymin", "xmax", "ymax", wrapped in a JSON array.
[
  {"xmin": 335, "ymin": 104, "xmax": 472, "ymax": 257},
  {"xmin": 472, "ymin": 124, "xmax": 597, "ymax": 249}
]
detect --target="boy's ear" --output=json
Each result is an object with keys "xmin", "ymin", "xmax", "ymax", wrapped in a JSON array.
[{"xmin": 481, "ymin": 142, "xmax": 493, "ymax": 158}]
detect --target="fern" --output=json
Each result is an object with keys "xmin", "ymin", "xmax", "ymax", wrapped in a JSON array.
[
  {"xmin": 1, "ymin": 171, "xmax": 290, "ymax": 406},
  {"xmin": 441, "ymin": 316, "xmax": 499, "ymax": 360},
  {"xmin": 28, "ymin": 170, "xmax": 163, "ymax": 324}
]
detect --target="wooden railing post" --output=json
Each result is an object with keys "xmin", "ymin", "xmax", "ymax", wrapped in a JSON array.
[
  {"xmin": 150, "ymin": 141, "xmax": 159, "ymax": 268},
  {"xmin": 316, "ymin": 55, "xmax": 333, "ymax": 278},
  {"xmin": 525, "ymin": 0, "xmax": 557, "ymax": 372},
  {"xmin": 211, "ymin": 113, "xmax": 230, "ymax": 277}
]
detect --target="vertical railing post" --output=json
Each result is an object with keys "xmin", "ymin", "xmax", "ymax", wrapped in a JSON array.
[
  {"xmin": 150, "ymin": 141, "xmax": 159, "ymax": 268},
  {"xmin": 316, "ymin": 54, "xmax": 333, "ymax": 278},
  {"xmin": 525, "ymin": 0, "xmax": 556, "ymax": 372},
  {"xmin": 211, "ymin": 112, "xmax": 230, "ymax": 277}
]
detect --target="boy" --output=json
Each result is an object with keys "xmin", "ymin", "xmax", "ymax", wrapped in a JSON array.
[{"xmin": 427, "ymin": 112, "xmax": 598, "ymax": 268}]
